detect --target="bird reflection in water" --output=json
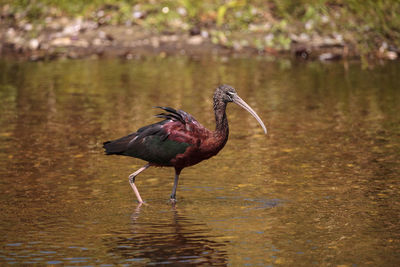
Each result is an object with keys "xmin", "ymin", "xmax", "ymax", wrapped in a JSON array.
[{"xmin": 104, "ymin": 203, "xmax": 229, "ymax": 265}]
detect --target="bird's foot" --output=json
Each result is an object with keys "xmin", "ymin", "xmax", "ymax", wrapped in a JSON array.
[
  {"xmin": 137, "ymin": 201, "xmax": 148, "ymax": 206},
  {"xmin": 168, "ymin": 198, "xmax": 177, "ymax": 205}
]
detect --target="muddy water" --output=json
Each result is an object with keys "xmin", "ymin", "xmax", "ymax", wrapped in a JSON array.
[{"xmin": 0, "ymin": 57, "xmax": 399, "ymax": 266}]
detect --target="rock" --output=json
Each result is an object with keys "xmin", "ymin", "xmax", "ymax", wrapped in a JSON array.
[
  {"xmin": 333, "ymin": 33, "xmax": 343, "ymax": 43},
  {"xmin": 385, "ymin": 51, "xmax": 398, "ymax": 60},
  {"xmin": 62, "ymin": 18, "xmax": 84, "ymax": 36},
  {"xmin": 97, "ymin": 10, "xmax": 105, "ymax": 18},
  {"xmin": 249, "ymin": 22, "xmax": 271, "ymax": 32},
  {"xmin": 59, "ymin": 17, "xmax": 70, "ymax": 26},
  {"xmin": 92, "ymin": 38, "xmax": 102, "ymax": 46},
  {"xmin": 322, "ymin": 36, "xmax": 343, "ymax": 46},
  {"xmin": 160, "ymin": 35, "xmax": 178, "ymax": 42},
  {"xmin": 187, "ymin": 35, "xmax": 203, "ymax": 45},
  {"xmin": 177, "ymin": 7, "xmax": 187, "ymax": 16},
  {"xmin": 51, "ymin": 37, "xmax": 71, "ymax": 46},
  {"xmin": 63, "ymin": 24, "xmax": 80, "ymax": 35},
  {"xmin": 28, "ymin": 38, "xmax": 40, "ymax": 50},
  {"xmin": 321, "ymin": 15, "xmax": 329, "ymax": 24},
  {"xmin": 150, "ymin": 37, "xmax": 160, "ymax": 48},
  {"xmin": 232, "ymin": 41, "xmax": 242, "ymax": 51},
  {"xmin": 11, "ymin": 36, "xmax": 24, "ymax": 47},
  {"xmin": 201, "ymin": 30, "xmax": 209, "ymax": 38},
  {"xmin": 82, "ymin": 20, "xmax": 98, "ymax": 31},
  {"xmin": 6, "ymin": 27, "xmax": 16, "ymax": 39},
  {"xmin": 301, "ymin": 33, "xmax": 311, "ymax": 42},
  {"xmin": 305, "ymin": 20, "xmax": 314, "ymax": 30},
  {"xmin": 319, "ymin": 53, "xmax": 341, "ymax": 61},
  {"xmin": 133, "ymin": 11, "xmax": 144, "ymax": 19},
  {"xmin": 98, "ymin": 31, "xmax": 106, "ymax": 39},
  {"xmin": 379, "ymin": 42, "xmax": 388, "ymax": 53},
  {"xmin": 72, "ymin": 39, "xmax": 89, "ymax": 48},
  {"xmin": 23, "ymin": 23, "xmax": 33, "ymax": 31},
  {"xmin": 378, "ymin": 42, "xmax": 398, "ymax": 60},
  {"xmin": 265, "ymin": 33, "xmax": 274, "ymax": 43}
]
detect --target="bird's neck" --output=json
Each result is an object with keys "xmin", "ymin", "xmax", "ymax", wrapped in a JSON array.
[{"xmin": 214, "ymin": 99, "xmax": 229, "ymax": 139}]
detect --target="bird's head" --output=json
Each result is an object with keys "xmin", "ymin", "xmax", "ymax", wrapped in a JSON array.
[
  {"xmin": 215, "ymin": 84, "xmax": 267, "ymax": 134},
  {"xmin": 217, "ymin": 84, "xmax": 238, "ymax": 103}
]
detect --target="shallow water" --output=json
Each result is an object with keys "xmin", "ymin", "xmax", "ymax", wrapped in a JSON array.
[{"xmin": 0, "ymin": 56, "xmax": 399, "ymax": 266}]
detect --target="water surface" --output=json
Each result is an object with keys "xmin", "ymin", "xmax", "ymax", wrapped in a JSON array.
[{"xmin": 0, "ymin": 57, "xmax": 399, "ymax": 265}]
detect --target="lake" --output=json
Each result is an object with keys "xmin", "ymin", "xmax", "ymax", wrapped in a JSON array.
[{"xmin": 0, "ymin": 56, "xmax": 399, "ymax": 265}]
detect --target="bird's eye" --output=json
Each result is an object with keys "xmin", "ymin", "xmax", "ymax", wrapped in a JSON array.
[{"xmin": 226, "ymin": 91, "xmax": 235, "ymax": 101}]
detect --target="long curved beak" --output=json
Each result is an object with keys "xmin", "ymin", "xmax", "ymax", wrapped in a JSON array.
[{"xmin": 233, "ymin": 94, "xmax": 267, "ymax": 134}]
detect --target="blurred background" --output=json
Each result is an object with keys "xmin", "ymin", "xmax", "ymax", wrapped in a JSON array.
[{"xmin": 1, "ymin": 0, "xmax": 400, "ymax": 64}]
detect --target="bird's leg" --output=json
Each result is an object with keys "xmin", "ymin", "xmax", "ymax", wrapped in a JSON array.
[
  {"xmin": 170, "ymin": 168, "xmax": 181, "ymax": 202},
  {"xmin": 128, "ymin": 163, "xmax": 150, "ymax": 203}
]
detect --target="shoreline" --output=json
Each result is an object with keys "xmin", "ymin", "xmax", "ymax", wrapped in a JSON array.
[
  {"xmin": 1, "ymin": 2, "xmax": 399, "ymax": 63},
  {"xmin": 0, "ymin": 24, "xmax": 360, "ymax": 61}
]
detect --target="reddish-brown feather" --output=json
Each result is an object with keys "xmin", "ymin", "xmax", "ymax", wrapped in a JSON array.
[{"xmin": 155, "ymin": 112, "xmax": 227, "ymax": 170}]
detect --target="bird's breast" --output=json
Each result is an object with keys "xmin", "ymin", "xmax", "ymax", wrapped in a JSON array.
[{"xmin": 171, "ymin": 133, "xmax": 227, "ymax": 168}]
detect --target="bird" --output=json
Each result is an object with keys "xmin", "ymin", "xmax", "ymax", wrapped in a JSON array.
[{"xmin": 103, "ymin": 84, "xmax": 267, "ymax": 203}]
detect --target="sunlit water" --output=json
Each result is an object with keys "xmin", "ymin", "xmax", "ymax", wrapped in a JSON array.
[{"xmin": 0, "ymin": 56, "xmax": 399, "ymax": 266}]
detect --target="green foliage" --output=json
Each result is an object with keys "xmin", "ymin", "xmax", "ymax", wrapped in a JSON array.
[
  {"xmin": 1, "ymin": 0, "xmax": 399, "ymax": 58},
  {"xmin": 216, "ymin": 0, "xmax": 246, "ymax": 27}
]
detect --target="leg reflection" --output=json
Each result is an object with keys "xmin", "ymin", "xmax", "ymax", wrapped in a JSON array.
[{"xmin": 104, "ymin": 205, "xmax": 228, "ymax": 265}]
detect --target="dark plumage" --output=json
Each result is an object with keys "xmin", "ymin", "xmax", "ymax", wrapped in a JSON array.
[{"xmin": 103, "ymin": 84, "xmax": 267, "ymax": 203}]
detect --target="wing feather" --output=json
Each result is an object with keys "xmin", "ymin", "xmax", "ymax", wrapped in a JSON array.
[
  {"xmin": 103, "ymin": 119, "xmax": 190, "ymax": 165},
  {"xmin": 153, "ymin": 106, "xmax": 186, "ymax": 124}
]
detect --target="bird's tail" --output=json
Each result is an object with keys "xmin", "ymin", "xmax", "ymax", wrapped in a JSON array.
[
  {"xmin": 103, "ymin": 141, "xmax": 117, "ymax": 155},
  {"xmin": 103, "ymin": 133, "xmax": 136, "ymax": 155}
]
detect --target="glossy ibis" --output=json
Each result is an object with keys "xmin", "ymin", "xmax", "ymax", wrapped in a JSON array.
[{"xmin": 103, "ymin": 84, "xmax": 267, "ymax": 203}]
